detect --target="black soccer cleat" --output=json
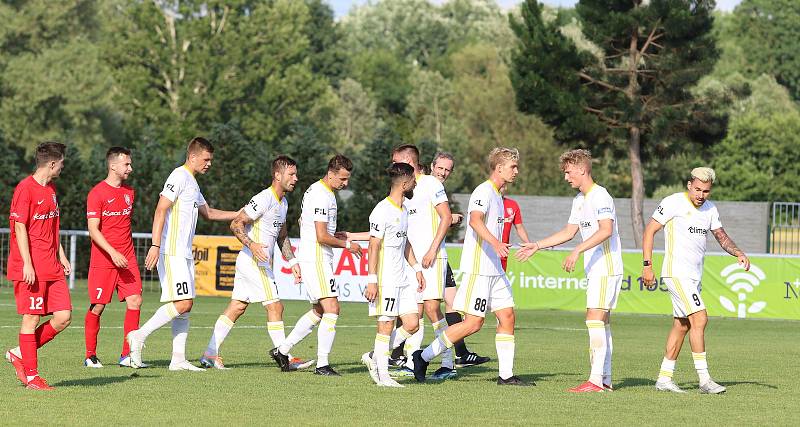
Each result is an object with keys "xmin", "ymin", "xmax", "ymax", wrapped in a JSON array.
[
  {"xmin": 388, "ymin": 355, "xmax": 407, "ymax": 368},
  {"xmin": 313, "ymin": 365, "xmax": 341, "ymax": 376},
  {"xmin": 455, "ymin": 352, "xmax": 491, "ymax": 368},
  {"xmin": 411, "ymin": 350, "xmax": 429, "ymax": 383},
  {"xmin": 269, "ymin": 347, "xmax": 296, "ymax": 372},
  {"xmin": 497, "ymin": 375, "xmax": 534, "ymax": 387}
]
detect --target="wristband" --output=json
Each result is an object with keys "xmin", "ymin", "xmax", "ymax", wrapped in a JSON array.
[
  {"xmin": 412, "ymin": 264, "xmax": 423, "ymax": 273},
  {"xmin": 288, "ymin": 258, "xmax": 299, "ymax": 267},
  {"xmin": 345, "ymin": 240, "xmax": 351, "ymax": 249},
  {"xmin": 151, "ymin": 244, "xmax": 160, "ymax": 248},
  {"xmin": 366, "ymin": 274, "xmax": 378, "ymax": 283}
]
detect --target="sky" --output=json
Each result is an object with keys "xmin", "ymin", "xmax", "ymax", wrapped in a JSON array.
[{"xmin": 327, "ymin": 0, "xmax": 744, "ymax": 18}]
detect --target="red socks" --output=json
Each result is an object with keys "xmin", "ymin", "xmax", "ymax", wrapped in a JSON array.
[
  {"xmin": 121, "ymin": 309, "xmax": 140, "ymax": 357},
  {"xmin": 19, "ymin": 333, "xmax": 38, "ymax": 377},
  {"xmin": 35, "ymin": 321, "xmax": 59, "ymax": 349},
  {"xmin": 85, "ymin": 311, "xmax": 101, "ymax": 358}
]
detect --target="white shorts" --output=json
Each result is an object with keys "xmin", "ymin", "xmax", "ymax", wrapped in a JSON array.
[
  {"xmin": 299, "ymin": 260, "xmax": 337, "ymax": 303},
  {"xmin": 369, "ymin": 284, "xmax": 418, "ymax": 318},
  {"xmin": 158, "ymin": 255, "xmax": 195, "ymax": 302},
  {"xmin": 453, "ymin": 274, "xmax": 514, "ymax": 318},
  {"xmin": 411, "ymin": 257, "xmax": 447, "ymax": 302},
  {"xmin": 664, "ymin": 277, "xmax": 705, "ymax": 318},
  {"xmin": 231, "ymin": 254, "xmax": 279, "ymax": 305},
  {"xmin": 586, "ymin": 275, "xmax": 623, "ymax": 310}
]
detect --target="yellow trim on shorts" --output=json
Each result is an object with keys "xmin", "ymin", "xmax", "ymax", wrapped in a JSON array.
[
  {"xmin": 464, "ymin": 273, "xmax": 478, "ymax": 311},
  {"xmin": 376, "ymin": 241, "xmax": 384, "ymax": 315},
  {"xmin": 252, "ymin": 219, "xmax": 275, "ymax": 301},
  {"xmin": 672, "ymin": 277, "xmax": 691, "ymax": 313},
  {"xmin": 167, "ymin": 199, "xmax": 180, "ymax": 255},
  {"xmin": 166, "ymin": 255, "xmax": 175, "ymax": 301},
  {"xmin": 666, "ymin": 221, "xmax": 674, "ymax": 277},
  {"xmin": 602, "ymin": 240, "xmax": 614, "ymax": 275},
  {"xmin": 436, "ymin": 256, "xmax": 443, "ymax": 298},
  {"xmin": 316, "ymin": 243, "xmax": 327, "ymax": 297},
  {"xmin": 598, "ymin": 276, "xmax": 607, "ymax": 309}
]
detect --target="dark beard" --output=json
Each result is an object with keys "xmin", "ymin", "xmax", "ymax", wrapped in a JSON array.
[{"xmin": 403, "ymin": 189, "xmax": 415, "ymax": 199}]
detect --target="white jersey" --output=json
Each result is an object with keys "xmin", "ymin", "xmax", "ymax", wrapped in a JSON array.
[
  {"xmin": 369, "ymin": 197, "xmax": 410, "ymax": 288},
  {"xmin": 298, "ymin": 179, "xmax": 337, "ymax": 263},
  {"xmin": 240, "ymin": 186, "xmax": 288, "ymax": 268},
  {"xmin": 460, "ymin": 180, "xmax": 504, "ymax": 276},
  {"xmin": 404, "ymin": 174, "xmax": 448, "ymax": 260},
  {"xmin": 568, "ymin": 183, "xmax": 623, "ymax": 277},
  {"xmin": 160, "ymin": 166, "xmax": 206, "ymax": 259},
  {"xmin": 652, "ymin": 192, "xmax": 722, "ymax": 280}
]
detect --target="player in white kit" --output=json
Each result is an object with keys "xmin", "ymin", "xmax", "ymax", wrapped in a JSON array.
[
  {"xmin": 361, "ymin": 163, "xmax": 426, "ymax": 387},
  {"xmin": 199, "ymin": 156, "xmax": 311, "ymax": 370},
  {"xmin": 270, "ymin": 154, "xmax": 362, "ymax": 376},
  {"xmin": 390, "ymin": 145, "xmax": 456, "ymax": 380},
  {"xmin": 412, "ymin": 148, "xmax": 530, "ymax": 386},
  {"xmin": 516, "ymin": 149, "xmax": 623, "ymax": 392},
  {"xmin": 128, "ymin": 137, "xmax": 239, "ymax": 370},
  {"xmin": 642, "ymin": 167, "xmax": 750, "ymax": 394}
]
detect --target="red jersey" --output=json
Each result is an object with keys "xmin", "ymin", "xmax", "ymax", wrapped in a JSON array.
[
  {"xmin": 86, "ymin": 181, "xmax": 136, "ymax": 268},
  {"xmin": 7, "ymin": 176, "xmax": 63, "ymax": 281},
  {"xmin": 501, "ymin": 197, "xmax": 522, "ymax": 271}
]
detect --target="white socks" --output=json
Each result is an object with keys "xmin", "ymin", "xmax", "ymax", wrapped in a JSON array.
[
  {"xmin": 317, "ymin": 313, "xmax": 338, "ymax": 368},
  {"xmin": 279, "ymin": 310, "xmax": 320, "ymax": 355},
  {"xmin": 658, "ymin": 357, "xmax": 676, "ymax": 383},
  {"xmin": 586, "ymin": 320, "xmax": 607, "ymax": 387},
  {"xmin": 693, "ymin": 352, "xmax": 711, "ymax": 384},
  {"xmin": 495, "ymin": 333, "xmax": 515, "ymax": 380},
  {"xmin": 267, "ymin": 321, "xmax": 286, "ymax": 348},
  {"xmin": 389, "ymin": 326, "xmax": 413, "ymax": 350},
  {"xmin": 205, "ymin": 315, "xmax": 234, "ymax": 357},
  {"xmin": 421, "ymin": 331, "xmax": 452, "ymax": 362},
  {"xmin": 603, "ymin": 323, "xmax": 613, "ymax": 386},
  {"xmin": 171, "ymin": 313, "xmax": 190, "ymax": 363},
  {"xmin": 374, "ymin": 333, "xmax": 391, "ymax": 380},
  {"xmin": 138, "ymin": 303, "xmax": 180, "ymax": 339},
  {"xmin": 432, "ymin": 319, "xmax": 454, "ymax": 369}
]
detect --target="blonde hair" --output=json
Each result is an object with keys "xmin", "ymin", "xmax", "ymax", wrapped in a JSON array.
[
  {"xmin": 488, "ymin": 147, "xmax": 520, "ymax": 171},
  {"xmin": 690, "ymin": 167, "xmax": 716, "ymax": 184},
  {"xmin": 559, "ymin": 149, "xmax": 592, "ymax": 172}
]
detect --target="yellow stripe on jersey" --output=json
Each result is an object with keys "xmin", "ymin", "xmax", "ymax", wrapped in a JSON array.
[
  {"xmin": 376, "ymin": 240, "xmax": 384, "ymax": 315},
  {"xmin": 167, "ymin": 199, "xmax": 180, "ymax": 255},
  {"xmin": 602, "ymin": 240, "xmax": 614, "ymax": 275},
  {"xmin": 666, "ymin": 221, "xmax": 674, "ymax": 277}
]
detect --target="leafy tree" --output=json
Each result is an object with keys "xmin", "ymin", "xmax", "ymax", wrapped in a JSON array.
[
  {"xmin": 332, "ymin": 78, "xmax": 383, "ymax": 155},
  {"xmin": 510, "ymin": 0, "xmax": 719, "ymax": 245}
]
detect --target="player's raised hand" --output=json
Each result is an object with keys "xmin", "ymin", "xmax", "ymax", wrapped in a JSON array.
[
  {"xmin": 249, "ymin": 242, "xmax": 270, "ymax": 263},
  {"xmin": 422, "ymin": 248, "xmax": 437, "ymax": 269},
  {"xmin": 348, "ymin": 241, "xmax": 363, "ymax": 258},
  {"xmin": 738, "ymin": 253, "xmax": 751, "ymax": 271},
  {"xmin": 492, "ymin": 241, "xmax": 511, "ymax": 258},
  {"xmin": 291, "ymin": 264, "xmax": 302, "ymax": 284},
  {"xmin": 642, "ymin": 266, "xmax": 657, "ymax": 289},
  {"xmin": 364, "ymin": 282, "xmax": 378, "ymax": 302},
  {"xmin": 110, "ymin": 249, "xmax": 128, "ymax": 269},
  {"xmin": 22, "ymin": 262, "xmax": 35, "ymax": 285},
  {"xmin": 416, "ymin": 271, "xmax": 426, "ymax": 293},
  {"xmin": 145, "ymin": 245, "xmax": 159, "ymax": 271},
  {"xmin": 562, "ymin": 248, "xmax": 580, "ymax": 272}
]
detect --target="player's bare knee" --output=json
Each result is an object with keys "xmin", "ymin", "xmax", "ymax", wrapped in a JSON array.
[
  {"xmin": 320, "ymin": 298, "xmax": 339, "ymax": 315},
  {"xmin": 400, "ymin": 314, "xmax": 419, "ymax": 333},
  {"xmin": 52, "ymin": 312, "xmax": 72, "ymax": 330},
  {"xmin": 174, "ymin": 299, "xmax": 193, "ymax": 314},
  {"xmin": 266, "ymin": 301, "xmax": 284, "ymax": 316},
  {"xmin": 463, "ymin": 316, "xmax": 484, "ymax": 334},
  {"xmin": 423, "ymin": 301, "xmax": 442, "ymax": 320},
  {"xmin": 126, "ymin": 294, "xmax": 143, "ymax": 310},
  {"xmin": 89, "ymin": 303, "xmax": 106, "ymax": 315}
]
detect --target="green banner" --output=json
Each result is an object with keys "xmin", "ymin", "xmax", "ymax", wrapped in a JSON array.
[{"xmin": 446, "ymin": 248, "xmax": 800, "ymax": 320}]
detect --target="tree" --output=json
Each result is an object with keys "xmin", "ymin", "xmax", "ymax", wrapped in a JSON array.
[
  {"xmin": 332, "ymin": 78, "xmax": 383, "ymax": 155},
  {"xmin": 510, "ymin": 0, "xmax": 719, "ymax": 246}
]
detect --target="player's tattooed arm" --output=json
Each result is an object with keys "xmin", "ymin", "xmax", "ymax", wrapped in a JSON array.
[
  {"xmin": 230, "ymin": 211, "xmax": 254, "ymax": 248},
  {"xmin": 278, "ymin": 223, "xmax": 295, "ymax": 261},
  {"xmin": 711, "ymin": 227, "xmax": 743, "ymax": 257}
]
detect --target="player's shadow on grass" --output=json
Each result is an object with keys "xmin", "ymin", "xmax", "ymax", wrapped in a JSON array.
[
  {"xmin": 614, "ymin": 377, "xmax": 656, "ymax": 389},
  {"xmin": 694, "ymin": 380, "xmax": 777, "ymax": 390},
  {"xmin": 51, "ymin": 374, "xmax": 150, "ymax": 387},
  {"xmin": 483, "ymin": 372, "xmax": 563, "ymax": 384}
]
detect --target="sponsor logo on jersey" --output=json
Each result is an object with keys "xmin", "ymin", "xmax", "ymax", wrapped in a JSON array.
[
  {"xmin": 395, "ymin": 231, "xmax": 407, "ymax": 238},
  {"xmin": 314, "ymin": 208, "xmax": 327, "ymax": 215},
  {"xmin": 102, "ymin": 207, "xmax": 132, "ymax": 217},
  {"xmin": 408, "ymin": 208, "xmax": 417, "ymax": 215},
  {"xmin": 688, "ymin": 226, "xmax": 708, "ymax": 235},
  {"xmin": 474, "ymin": 200, "xmax": 484, "ymax": 207},
  {"xmin": 125, "ymin": 194, "xmax": 131, "ymax": 206},
  {"xmin": 272, "ymin": 221, "xmax": 284, "ymax": 228},
  {"xmin": 597, "ymin": 207, "xmax": 612, "ymax": 215},
  {"xmin": 580, "ymin": 221, "xmax": 592, "ymax": 228},
  {"xmin": 33, "ymin": 210, "xmax": 60, "ymax": 220}
]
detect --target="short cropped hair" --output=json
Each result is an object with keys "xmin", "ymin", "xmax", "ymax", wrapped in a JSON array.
[
  {"xmin": 431, "ymin": 152, "xmax": 455, "ymax": 169},
  {"xmin": 388, "ymin": 162, "xmax": 415, "ymax": 184},
  {"xmin": 35, "ymin": 141, "xmax": 67, "ymax": 167},
  {"xmin": 488, "ymin": 147, "xmax": 520, "ymax": 171},
  {"xmin": 272, "ymin": 155, "xmax": 297, "ymax": 177},
  {"xmin": 106, "ymin": 147, "xmax": 131, "ymax": 163},
  {"xmin": 187, "ymin": 137, "xmax": 214, "ymax": 155},
  {"xmin": 559, "ymin": 149, "xmax": 592, "ymax": 172},
  {"xmin": 690, "ymin": 167, "xmax": 716, "ymax": 184},
  {"xmin": 327, "ymin": 154, "xmax": 353, "ymax": 173},
  {"xmin": 392, "ymin": 144, "xmax": 420, "ymax": 166}
]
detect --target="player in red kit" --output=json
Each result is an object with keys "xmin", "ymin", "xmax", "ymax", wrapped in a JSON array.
[
  {"xmin": 500, "ymin": 185, "xmax": 529, "ymax": 271},
  {"xmin": 84, "ymin": 147, "xmax": 144, "ymax": 368},
  {"xmin": 5, "ymin": 142, "xmax": 71, "ymax": 391}
]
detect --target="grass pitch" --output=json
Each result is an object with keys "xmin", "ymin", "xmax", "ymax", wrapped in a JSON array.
[{"xmin": 0, "ymin": 289, "xmax": 794, "ymax": 425}]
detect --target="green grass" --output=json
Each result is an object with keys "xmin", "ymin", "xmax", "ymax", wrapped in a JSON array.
[{"xmin": 0, "ymin": 290, "xmax": 795, "ymax": 425}]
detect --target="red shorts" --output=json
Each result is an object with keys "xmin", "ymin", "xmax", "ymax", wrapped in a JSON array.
[
  {"xmin": 14, "ymin": 279, "xmax": 72, "ymax": 315},
  {"xmin": 87, "ymin": 266, "xmax": 142, "ymax": 304}
]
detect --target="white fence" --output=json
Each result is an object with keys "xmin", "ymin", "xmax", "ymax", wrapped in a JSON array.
[{"xmin": 0, "ymin": 229, "xmax": 159, "ymax": 291}]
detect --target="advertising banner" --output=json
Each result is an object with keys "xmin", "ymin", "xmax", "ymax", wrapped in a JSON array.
[{"xmin": 191, "ymin": 236, "xmax": 800, "ymax": 320}]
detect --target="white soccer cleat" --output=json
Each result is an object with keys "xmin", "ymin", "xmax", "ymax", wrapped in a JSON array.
[
  {"xmin": 378, "ymin": 377, "xmax": 405, "ymax": 388},
  {"xmin": 84, "ymin": 356, "xmax": 103, "ymax": 368},
  {"xmin": 199, "ymin": 354, "xmax": 230, "ymax": 370},
  {"xmin": 699, "ymin": 379, "xmax": 726, "ymax": 394},
  {"xmin": 119, "ymin": 355, "xmax": 149, "ymax": 368},
  {"xmin": 361, "ymin": 352, "xmax": 379, "ymax": 384},
  {"xmin": 5, "ymin": 347, "xmax": 21, "ymax": 363},
  {"xmin": 169, "ymin": 360, "xmax": 206, "ymax": 372},
  {"xmin": 655, "ymin": 379, "xmax": 687, "ymax": 393},
  {"xmin": 126, "ymin": 330, "xmax": 146, "ymax": 368}
]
